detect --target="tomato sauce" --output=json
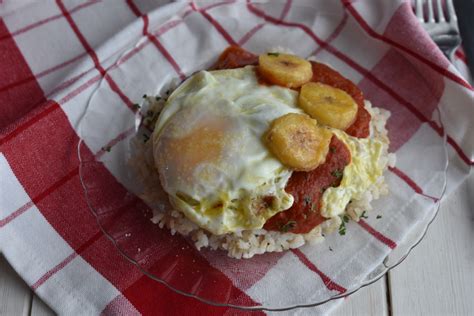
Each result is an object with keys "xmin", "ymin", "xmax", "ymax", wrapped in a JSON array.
[
  {"xmin": 211, "ymin": 46, "xmax": 367, "ymax": 233},
  {"xmin": 211, "ymin": 46, "xmax": 258, "ymax": 70}
]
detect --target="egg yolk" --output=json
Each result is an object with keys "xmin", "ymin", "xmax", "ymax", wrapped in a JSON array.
[{"xmin": 157, "ymin": 117, "xmax": 231, "ymax": 184}]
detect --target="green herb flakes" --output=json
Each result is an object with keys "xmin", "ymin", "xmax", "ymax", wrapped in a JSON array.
[
  {"xmin": 267, "ymin": 52, "xmax": 280, "ymax": 57},
  {"xmin": 280, "ymin": 220, "xmax": 297, "ymax": 233},
  {"xmin": 331, "ymin": 169, "xmax": 343, "ymax": 179},
  {"xmin": 360, "ymin": 211, "xmax": 368, "ymax": 219},
  {"xmin": 329, "ymin": 146, "xmax": 336, "ymax": 153},
  {"xmin": 338, "ymin": 221, "xmax": 346, "ymax": 236},
  {"xmin": 338, "ymin": 214, "xmax": 351, "ymax": 235},
  {"xmin": 303, "ymin": 195, "xmax": 311, "ymax": 206},
  {"xmin": 376, "ymin": 215, "xmax": 382, "ymax": 219}
]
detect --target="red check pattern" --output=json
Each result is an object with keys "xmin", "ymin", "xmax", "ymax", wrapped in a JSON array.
[
  {"xmin": 0, "ymin": 1, "xmax": 472, "ymax": 315},
  {"xmin": 0, "ymin": 20, "xmax": 45, "ymax": 129}
]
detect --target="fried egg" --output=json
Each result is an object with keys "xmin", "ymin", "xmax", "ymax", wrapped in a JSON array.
[{"xmin": 152, "ymin": 66, "xmax": 303, "ymax": 235}]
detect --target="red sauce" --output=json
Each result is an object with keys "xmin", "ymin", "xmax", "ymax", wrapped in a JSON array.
[
  {"xmin": 211, "ymin": 47, "xmax": 367, "ymax": 233},
  {"xmin": 211, "ymin": 46, "xmax": 258, "ymax": 70},
  {"xmin": 263, "ymin": 136, "xmax": 351, "ymax": 233}
]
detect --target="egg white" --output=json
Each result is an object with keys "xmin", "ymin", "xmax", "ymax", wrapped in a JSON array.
[{"xmin": 152, "ymin": 66, "xmax": 303, "ymax": 235}]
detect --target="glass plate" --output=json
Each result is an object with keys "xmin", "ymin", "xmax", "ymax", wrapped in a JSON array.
[{"xmin": 77, "ymin": 1, "xmax": 448, "ymax": 311}]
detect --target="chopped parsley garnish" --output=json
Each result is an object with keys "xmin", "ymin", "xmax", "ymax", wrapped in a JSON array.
[
  {"xmin": 360, "ymin": 211, "xmax": 368, "ymax": 219},
  {"xmin": 142, "ymin": 94, "xmax": 147, "ymax": 98},
  {"xmin": 338, "ymin": 222, "xmax": 346, "ymax": 235},
  {"xmin": 155, "ymin": 96, "xmax": 161, "ymax": 101},
  {"xmin": 329, "ymin": 146, "xmax": 336, "ymax": 153},
  {"xmin": 132, "ymin": 103, "xmax": 141, "ymax": 110},
  {"xmin": 267, "ymin": 52, "xmax": 280, "ymax": 57},
  {"xmin": 166, "ymin": 89, "xmax": 170, "ymax": 95},
  {"xmin": 331, "ymin": 169, "xmax": 343, "ymax": 179},
  {"xmin": 303, "ymin": 195, "xmax": 312, "ymax": 206},
  {"xmin": 280, "ymin": 220, "xmax": 297, "ymax": 233},
  {"xmin": 338, "ymin": 215, "xmax": 349, "ymax": 235},
  {"xmin": 376, "ymin": 215, "xmax": 382, "ymax": 219}
]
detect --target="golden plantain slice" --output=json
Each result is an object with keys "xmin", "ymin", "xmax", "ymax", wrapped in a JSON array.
[
  {"xmin": 264, "ymin": 113, "xmax": 332, "ymax": 171},
  {"xmin": 298, "ymin": 82, "xmax": 358, "ymax": 131},
  {"xmin": 258, "ymin": 53, "xmax": 312, "ymax": 88}
]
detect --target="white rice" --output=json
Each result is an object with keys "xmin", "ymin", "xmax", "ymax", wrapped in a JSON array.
[{"xmin": 128, "ymin": 96, "xmax": 394, "ymax": 259}]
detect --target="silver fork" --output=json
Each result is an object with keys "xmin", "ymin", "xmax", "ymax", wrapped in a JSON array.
[{"xmin": 414, "ymin": 0, "xmax": 461, "ymax": 62}]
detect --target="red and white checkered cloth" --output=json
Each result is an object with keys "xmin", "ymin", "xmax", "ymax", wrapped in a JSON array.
[{"xmin": 1, "ymin": 0, "xmax": 473, "ymax": 315}]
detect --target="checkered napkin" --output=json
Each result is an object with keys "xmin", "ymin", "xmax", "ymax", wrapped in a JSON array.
[{"xmin": 1, "ymin": 0, "xmax": 473, "ymax": 315}]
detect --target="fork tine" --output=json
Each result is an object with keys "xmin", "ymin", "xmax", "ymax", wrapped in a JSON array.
[
  {"xmin": 427, "ymin": 0, "xmax": 435, "ymax": 22},
  {"xmin": 446, "ymin": 0, "xmax": 457, "ymax": 22},
  {"xmin": 435, "ymin": 0, "xmax": 445, "ymax": 22},
  {"xmin": 415, "ymin": 0, "xmax": 424, "ymax": 22}
]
